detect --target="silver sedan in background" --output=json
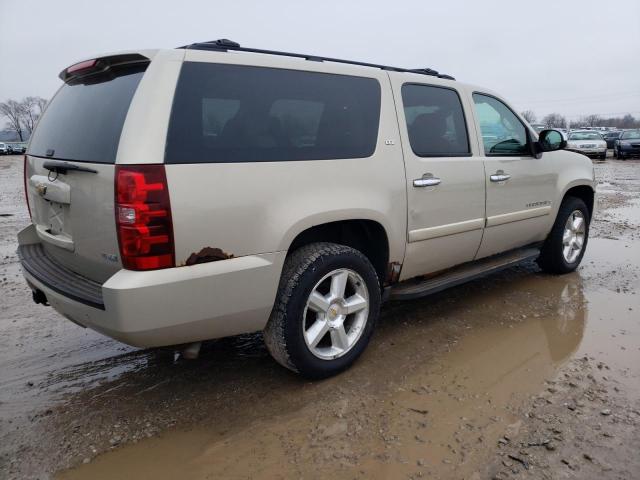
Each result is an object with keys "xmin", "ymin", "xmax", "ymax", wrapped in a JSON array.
[{"xmin": 566, "ymin": 131, "xmax": 607, "ymax": 159}]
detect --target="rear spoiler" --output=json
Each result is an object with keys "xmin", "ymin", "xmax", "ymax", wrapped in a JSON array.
[{"xmin": 59, "ymin": 53, "xmax": 150, "ymax": 83}]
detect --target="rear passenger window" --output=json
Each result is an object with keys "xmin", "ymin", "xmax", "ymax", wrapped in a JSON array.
[
  {"xmin": 166, "ymin": 63, "xmax": 381, "ymax": 163},
  {"xmin": 202, "ymin": 99, "xmax": 240, "ymax": 137},
  {"xmin": 401, "ymin": 84, "xmax": 470, "ymax": 157}
]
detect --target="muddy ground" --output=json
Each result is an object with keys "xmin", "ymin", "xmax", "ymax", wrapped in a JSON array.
[{"xmin": 0, "ymin": 153, "xmax": 638, "ymax": 479}]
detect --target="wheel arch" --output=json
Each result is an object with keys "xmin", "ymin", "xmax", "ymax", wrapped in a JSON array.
[
  {"xmin": 286, "ymin": 219, "xmax": 392, "ymax": 286},
  {"xmin": 562, "ymin": 183, "xmax": 595, "ymax": 220}
]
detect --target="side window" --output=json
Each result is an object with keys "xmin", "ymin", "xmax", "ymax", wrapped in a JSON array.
[
  {"xmin": 401, "ymin": 84, "xmax": 470, "ymax": 156},
  {"xmin": 202, "ymin": 99, "xmax": 240, "ymax": 137},
  {"xmin": 473, "ymin": 93, "xmax": 530, "ymax": 156},
  {"xmin": 269, "ymin": 99, "xmax": 324, "ymax": 148},
  {"xmin": 165, "ymin": 63, "xmax": 381, "ymax": 163}
]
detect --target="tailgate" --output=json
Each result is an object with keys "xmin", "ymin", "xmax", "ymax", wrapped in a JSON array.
[
  {"xmin": 25, "ymin": 54, "xmax": 149, "ymax": 283},
  {"xmin": 25, "ymin": 157, "xmax": 119, "ymax": 283}
]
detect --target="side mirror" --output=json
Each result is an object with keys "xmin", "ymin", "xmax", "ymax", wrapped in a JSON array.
[{"xmin": 534, "ymin": 129, "xmax": 567, "ymax": 156}]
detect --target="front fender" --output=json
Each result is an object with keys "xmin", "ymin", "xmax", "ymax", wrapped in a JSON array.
[{"xmin": 551, "ymin": 150, "xmax": 596, "ymax": 226}]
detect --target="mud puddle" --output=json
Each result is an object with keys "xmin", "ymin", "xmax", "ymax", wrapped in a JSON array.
[{"xmin": 56, "ymin": 238, "xmax": 640, "ymax": 480}]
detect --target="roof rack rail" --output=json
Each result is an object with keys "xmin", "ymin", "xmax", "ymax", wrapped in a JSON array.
[{"xmin": 177, "ymin": 39, "xmax": 456, "ymax": 80}]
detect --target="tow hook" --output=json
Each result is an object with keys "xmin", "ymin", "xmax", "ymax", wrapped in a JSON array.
[{"xmin": 32, "ymin": 289, "xmax": 49, "ymax": 306}]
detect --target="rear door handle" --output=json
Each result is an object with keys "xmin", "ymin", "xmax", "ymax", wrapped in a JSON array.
[
  {"xmin": 490, "ymin": 172, "xmax": 511, "ymax": 182},
  {"xmin": 413, "ymin": 176, "xmax": 441, "ymax": 187}
]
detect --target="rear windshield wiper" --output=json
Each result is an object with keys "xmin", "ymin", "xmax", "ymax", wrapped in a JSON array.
[{"xmin": 43, "ymin": 160, "xmax": 98, "ymax": 174}]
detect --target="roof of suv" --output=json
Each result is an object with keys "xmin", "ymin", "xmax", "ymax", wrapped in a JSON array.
[{"xmin": 178, "ymin": 39, "xmax": 457, "ymax": 80}]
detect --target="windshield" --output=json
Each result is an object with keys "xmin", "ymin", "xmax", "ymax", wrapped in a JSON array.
[
  {"xmin": 621, "ymin": 131, "xmax": 640, "ymax": 140},
  {"xmin": 28, "ymin": 64, "xmax": 145, "ymax": 163},
  {"xmin": 568, "ymin": 132, "xmax": 603, "ymax": 140}
]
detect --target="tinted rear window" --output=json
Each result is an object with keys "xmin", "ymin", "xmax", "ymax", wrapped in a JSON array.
[
  {"xmin": 401, "ymin": 84, "xmax": 470, "ymax": 156},
  {"xmin": 165, "ymin": 62, "xmax": 381, "ymax": 163},
  {"xmin": 28, "ymin": 64, "xmax": 145, "ymax": 163}
]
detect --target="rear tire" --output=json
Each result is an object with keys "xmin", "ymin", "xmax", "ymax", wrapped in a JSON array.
[
  {"xmin": 264, "ymin": 242, "xmax": 381, "ymax": 379},
  {"xmin": 537, "ymin": 197, "xmax": 589, "ymax": 274}
]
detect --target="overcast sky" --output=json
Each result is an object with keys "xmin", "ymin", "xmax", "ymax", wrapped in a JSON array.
[{"xmin": 1, "ymin": 0, "xmax": 638, "ymax": 122}]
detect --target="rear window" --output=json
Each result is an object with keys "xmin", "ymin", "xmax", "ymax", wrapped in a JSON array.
[
  {"xmin": 165, "ymin": 62, "xmax": 381, "ymax": 163},
  {"xmin": 28, "ymin": 64, "xmax": 145, "ymax": 163}
]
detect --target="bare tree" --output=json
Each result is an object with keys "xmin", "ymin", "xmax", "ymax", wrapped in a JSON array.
[
  {"xmin": 520, "ymin": 110, "xmax": 537, "ymax": 123},
  {"xmin": 21, "ymin": 98, "xmax": 35, "ymax": 135},
  {"xmin": 542, "ymin": 113, "xmax": 567, "ymax": 128},
  {"xmin": 0, "ymin": 100, "xmax": 25, "ymax": 141},
  {"xmin": 619, "ymin": 114, "xmax": 638, "ymax": 129},
  {"xmin": 581, "ymin": 114, "xmax": 603, "ymax": 127},
  {"xmin": 20, "ymin": 96, "xmax": 47, "ymax": 135},
  {"xmin": 34, "ymin": 97, "xmax": 47, "ymax": 116}
]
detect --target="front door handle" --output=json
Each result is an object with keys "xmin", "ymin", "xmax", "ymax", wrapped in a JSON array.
[
  {"xmin": 413, "ymin": 175, "xmax": 441, "ymax": 187},
  {"xmin": 490, "ymin": 171, "xmax": 511, "ymax": 182}
]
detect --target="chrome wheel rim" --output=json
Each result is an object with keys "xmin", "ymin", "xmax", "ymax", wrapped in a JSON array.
[
  {"xmin": 303, "ymin": 268, "xmax": 369, "ymax": 360},
  {"xmin": 562, "ymin": 210, "xmax": 586, "ymax": 263}
]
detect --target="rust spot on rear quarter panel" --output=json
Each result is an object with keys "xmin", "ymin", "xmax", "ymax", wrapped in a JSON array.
[{"xmin": 185, "ymin": 247, "xmax": 234, "ymax": 266}]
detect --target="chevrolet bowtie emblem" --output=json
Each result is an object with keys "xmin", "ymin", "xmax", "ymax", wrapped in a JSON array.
[{"xmin": 35, "ymin": 183, "xmax": 47, "ymax": 196}]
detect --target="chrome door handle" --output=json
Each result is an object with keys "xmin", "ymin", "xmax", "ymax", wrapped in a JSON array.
[
  {"xmin": 413, "ymin": 176, "xmax": 441, "ymax": 187},
  {"xmin": 490, "ymin": 172, "xmax": 511, "ymax": 182}
]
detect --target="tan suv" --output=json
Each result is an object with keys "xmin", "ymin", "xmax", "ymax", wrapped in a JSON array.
[{"xmin": 18, "ymin": 40, "xmax": 595, "ymax": 378}]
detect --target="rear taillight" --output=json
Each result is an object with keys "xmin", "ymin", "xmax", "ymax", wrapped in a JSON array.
[
  {"xmin": 23, "ymin": 155, "xmax": 31, "ymax": 218},
  {"xmin": 115, "ymin": 165, "xmax": 174, "ymax": 270}
]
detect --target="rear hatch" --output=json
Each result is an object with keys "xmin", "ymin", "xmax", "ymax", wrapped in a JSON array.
[{"xmin": 25, "ymin": 54, "xmax": 149, "ymax": 283}]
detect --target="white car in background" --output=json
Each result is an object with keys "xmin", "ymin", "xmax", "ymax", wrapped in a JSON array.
[
  {"xmin": 0, "ymin": 142, "xmax": 9, "ymax": 155},
  {"xmin": 566, "ymin": 131, "xmax": 607, "ymax": 159}
]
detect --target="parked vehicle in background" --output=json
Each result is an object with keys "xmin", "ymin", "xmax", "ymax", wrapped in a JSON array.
[
  {"xmin": 614, "ymin": 130, "xmax": 640, "ymax": 160},
  {"xmin": 17, "ymin": 40, "xmax": 596, "ymax": 378},
  {"xmin": 7, "ymin": 143, "xmax": 26, "ymax": 154},
  {"xmin": 0, "ymin": 142, "xmax": 9, "ymax": 155},
  {"xmin": 603, "ymin": 131, "xmax": 622, "ymax": 149},
  {"xmin": 566, "ymin": 131, "xmax": 607, "ymax": 159},
  {"xmin": 530, "ymin": 123, "xmax": 547, "ymax": 133}
]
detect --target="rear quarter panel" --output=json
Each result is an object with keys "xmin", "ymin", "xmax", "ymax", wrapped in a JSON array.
[{"xmin": 163, "ymin": 51, "xmax": 407, "ymax": 266}]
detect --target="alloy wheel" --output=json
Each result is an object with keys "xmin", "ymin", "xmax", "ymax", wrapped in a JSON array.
[
  {"xmin": 303, "ymin": 268, "xmax": 369, "ymax": 360},
  {"xmin": 562, "ymin": 210, "xmax": 586, "ymax": 263}
]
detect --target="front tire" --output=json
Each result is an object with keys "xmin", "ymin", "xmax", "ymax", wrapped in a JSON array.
[
  {"xmin": 537, "ymin": 197, "xmax": 589, "ymax": 274},
  {"xmin": 264, "ymin": 242, "xmax": 381, "ymax": 379}
]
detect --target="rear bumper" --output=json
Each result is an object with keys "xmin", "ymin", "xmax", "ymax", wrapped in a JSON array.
[{"xmin": 18, "ymin": 225, "xmax": 286, "ymax": 347}]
